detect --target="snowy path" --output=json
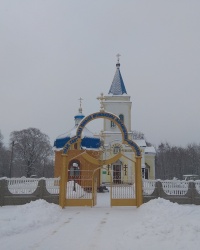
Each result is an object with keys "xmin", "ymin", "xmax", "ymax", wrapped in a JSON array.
[{"xmin": 1, "ymin": 192, "xmax": 200, "ymax": 250}]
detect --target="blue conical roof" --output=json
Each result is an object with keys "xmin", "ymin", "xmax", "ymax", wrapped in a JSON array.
[{"xmin": 108, "ymin": 63, "xmax": 127, "ymax": 95}]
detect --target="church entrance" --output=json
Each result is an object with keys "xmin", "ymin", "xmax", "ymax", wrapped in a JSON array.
[{"xmin": 112, "ymin": 163, "xmax": 122, "ymax": 184}]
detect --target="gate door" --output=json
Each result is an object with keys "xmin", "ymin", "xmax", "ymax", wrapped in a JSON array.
[
  {"xmin": 65, "ymin": 169, "xmax": 94, "ymax": 207},
  {"xmin": 110, "ymin": 171, "xmax": 136, "ymax": 206}
]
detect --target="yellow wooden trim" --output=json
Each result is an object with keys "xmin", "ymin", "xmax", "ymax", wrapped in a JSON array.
[
  {"xmin": 65, "ymin": 199, "xmax": 93, "ymax": 207},
  {"xmin": 110, "ymin": 176, "xmax": 112, "ymax": 207},
  {"xmin": 111, "ymin": 199, "xmax": 136, "ymax": 206},
  {"xmin": 59, "ymin": 155, "xmax": 68, "ymax": 208},
  {"xmin": 92, "ymin": 173, "xmax": 94, "ymax": 206},
  {"xmin": 120, "ymin": 153, "xmax": 136, "ymax": 163},
  {"xmin": 82, "ymin": 152, "xmax": 123, "ymax": 165},
  {"xmin": 135, "ymin": 156, "xmax": 143, "ymax": 207}
]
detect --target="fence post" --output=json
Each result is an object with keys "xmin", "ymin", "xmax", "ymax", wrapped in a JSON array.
[
  {"xmin": 155, "ymin": 180, "xmax": 163, "ymax": 198},
  {"xmin": 0, "ymin": 179, "xmax": 7, "ymax": 206},
  {"xmin": 188, "ymin": 181, "xmax": 195, "ymax": 204},
  {"xmin": 38, "ymin": 179, "xmax": 46, "ymax": 199}
]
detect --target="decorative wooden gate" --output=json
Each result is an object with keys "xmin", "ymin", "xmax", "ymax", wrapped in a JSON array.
[{"xmin": 59, "ymin": 111, "xmax": 143, "ymax": 208}]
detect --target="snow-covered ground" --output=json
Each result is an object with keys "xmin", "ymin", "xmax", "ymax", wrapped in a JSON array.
[{"xmin": 1, "ymin": 192, "xmax": 200, "ymax": 250}]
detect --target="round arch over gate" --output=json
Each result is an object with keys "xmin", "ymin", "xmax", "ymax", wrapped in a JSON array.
[
  {"xmin": 59, "ymin": 111, "xmax": 143, "ymax": 208},
  {"xmin": 63, "ymin": 111, "xmax": 141, "ymax": 156}
]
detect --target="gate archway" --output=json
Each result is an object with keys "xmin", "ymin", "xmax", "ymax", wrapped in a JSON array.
[{"xmin": 59, "ymin": 111, "xmax": 143, "ymax": 208}]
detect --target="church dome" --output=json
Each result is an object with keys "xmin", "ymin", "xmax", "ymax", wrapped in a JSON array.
[{"xmin": 54, "ymin": 101, "xmax": 101, "ymax": 150}]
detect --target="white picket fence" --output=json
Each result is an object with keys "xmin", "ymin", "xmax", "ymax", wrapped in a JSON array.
[
  {"xmin": 161, "ymin": 180, "xmax": 189, "ymax": 195},
  {"xmin": 7, "ymin": 178, "xmax": 39, "ymax": 194},
  {"xmin": 195, "ymin": 181, "xmax": 200, "ymax": 194},
  {"xmin": 143, "ymin": 179, "xmax": 156, "ymax": 195},
  {"xmin": 142, "ymin": 179, "xmax": 190, "ymax": 195},
  {"xmin": 2, "ymin": 177, "xmax": 200, "ymax": 196},
  {"xmin": 143, "ymin": 179, "xmax": 200, "ymax": 195},
  {"xmin": 4, "ymin": 177, "xmax": 60, "ymax": 194},
  {"xmin": 45, "ymin": 178, "xmax": 60, "ymax": 194}
]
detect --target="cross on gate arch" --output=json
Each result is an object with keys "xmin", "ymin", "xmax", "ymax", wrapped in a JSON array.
[{"xmin": 59, "ymin": 111, "xmax": 143, "ymax": 208}]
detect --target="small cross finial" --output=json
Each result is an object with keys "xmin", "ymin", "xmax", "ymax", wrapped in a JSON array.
[
  {"xmin": 97, "ymin": 93, "xmax": 105, "ymax": 112},
  {"xmin": 78, "ymin": 97, "xmax": 83, "ymax": 108},
  {"xmin": 78, "ymin": 97, "xmax": 83, "ymax": 113},
  {"xmin": 116, "ymin": 53, "xmax": 121, "ymax": 63}
]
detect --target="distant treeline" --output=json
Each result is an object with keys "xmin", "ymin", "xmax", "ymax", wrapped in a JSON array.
[
  {"xmin": 1, "ymin": 129, "xmax": 200, "ymax": 180},
  {"xmin": 156, "ymin": 142, "xmax": 200, "ymax": 180}
]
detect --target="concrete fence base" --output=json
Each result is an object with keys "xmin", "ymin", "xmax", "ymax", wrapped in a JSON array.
[
  {"xmin": 0, "ymin": 179, "xmax": 59, "ymax": 206},
  {"xmin": 1, "ymin": 179, "xmax": 200, "ymax": 206},
  {"xmin": 143, "ymin": 181, "xmax": 200, "ymax": 205}
]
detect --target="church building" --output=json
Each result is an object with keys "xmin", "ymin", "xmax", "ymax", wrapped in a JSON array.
[
  {"xmin": 53, "ymin": 57, "xmax": 156, "ymax": 183},
  {"xmin": 100, "ymin": 57, "xmax": 156, "ymax": 183}
]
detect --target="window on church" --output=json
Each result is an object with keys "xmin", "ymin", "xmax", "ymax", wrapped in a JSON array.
[
  {"xmin": 142, "ymin": 167, "xmax": 149, "ymax": 179},
  {"xmin": 119, "ymin": 114, "xmax": 124, "ymax": 123},
  {"xmin": 110, "ymin": 121, "xmax": 116, "ymax": 128},
  {"xmin": 113, "ymin": 146, "xmax": 121, "ymax": 154}
]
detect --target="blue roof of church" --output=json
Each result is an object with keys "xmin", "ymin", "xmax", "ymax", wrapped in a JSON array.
[
  {"xmin": 54, "ymin": 126, "xmax": 101, "ymax": 150},
  {"xmin": 108, "ymin": 63, "xmax": 127, "ymax": 95},
  {"xmin": 54, "ymin": 136, "xmax": 101, "ymax": 149}
]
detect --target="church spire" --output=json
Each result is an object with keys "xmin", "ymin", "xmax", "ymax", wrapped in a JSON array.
[{"xmin": 108, "ymin": 54, "xmax": 127, "ymax": 95}]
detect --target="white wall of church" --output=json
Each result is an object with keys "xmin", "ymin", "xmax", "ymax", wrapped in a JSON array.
[{"xmin": 103, "ymin": 95, "xmax": 132, "ymax": 132}]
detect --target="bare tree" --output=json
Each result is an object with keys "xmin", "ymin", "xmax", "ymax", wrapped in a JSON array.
[
  {"xmin": 132, "ymin": 130, "xmax": 152, "ymax": 146},
  {"xmin": 0, "ymin": 130, "xmax": 10, "ymax": 177},
  {"xmin": 10, "ymin": 128, "xmax": 53, "ymax": 177},
  {"xmin": 0, "ymin": 130, "xmax": 3, "ymax": 148},
  {"xmin": 132, "ymin": 130, "xmax": 145, "ymax": 140}
]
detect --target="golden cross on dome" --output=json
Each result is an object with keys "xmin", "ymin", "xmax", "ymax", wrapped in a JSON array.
[{"xmin": 97, "ymin": 93, "xmax": 105, "ymax": 112}]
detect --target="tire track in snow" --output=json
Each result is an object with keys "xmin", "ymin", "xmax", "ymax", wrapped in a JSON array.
[
  {"xmin": 30, "ymin": 210, "xmax": 81, "ymax": 250},
  {"xmin": 86, "ymin": 211, "xmax": 110, "ymax": 250}
]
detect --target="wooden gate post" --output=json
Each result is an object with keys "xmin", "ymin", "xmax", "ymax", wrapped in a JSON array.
[
  {"xmin": 135, "ymin": 156, "xmax": 143, "ymax": 207},
  {"xmin": 59, "ymin": 154, "xmax": 68, "ymax": 208}
]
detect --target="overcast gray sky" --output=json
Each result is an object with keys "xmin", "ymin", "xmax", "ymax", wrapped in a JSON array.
[{"xmin": 1, "ymin": 0, "xmax": 200, "ymax": 148}]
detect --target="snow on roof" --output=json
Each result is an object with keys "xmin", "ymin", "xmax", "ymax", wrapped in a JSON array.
[
  {"xmin": 145, "ymin": 146, "xmax": 156, "ymax": 154},
  {"xmin": 57, "ymin": 126, "xmax": 97, "ymax": 140},
  {"xmin": 133, "ymin": 139, "xmax": 147, "ymax": 147}
]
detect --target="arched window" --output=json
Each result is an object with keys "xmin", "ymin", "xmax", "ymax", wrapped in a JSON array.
[{"xmin": 119, "ymin": 114, "xmax": 124, "ymax": 123}]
